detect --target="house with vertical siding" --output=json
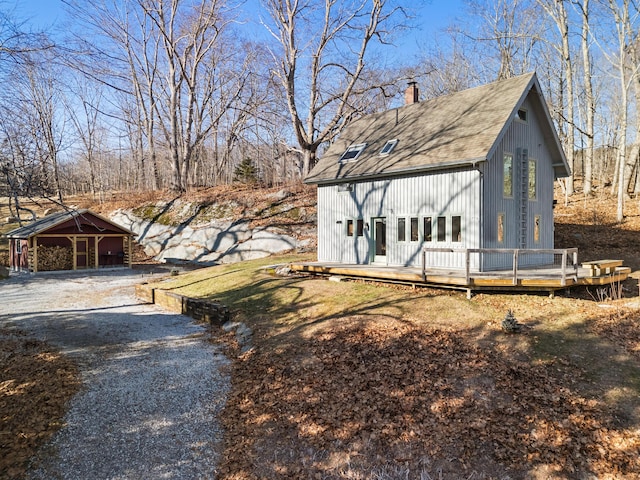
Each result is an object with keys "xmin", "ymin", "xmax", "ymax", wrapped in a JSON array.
[{"xmin": 304, "ymin": 72, "xmax": 570, "ymax": 271}]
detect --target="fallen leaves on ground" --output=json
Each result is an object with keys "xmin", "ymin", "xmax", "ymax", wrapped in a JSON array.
[
  {"xmin": 219, "ymin": 317, "xmax": 640, "ymax": 479},
  {"xmin": 588, "ymin": 309, "xmax": 640, "ymax": 361},
  {"xmin": 0, "ymin": 329, "xmax": 80, "ymax": 479}
]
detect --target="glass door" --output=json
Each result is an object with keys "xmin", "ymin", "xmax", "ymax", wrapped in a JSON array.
[{"xmin": 372, "ymin": 218, "xmax": 386, "ymax": 264}]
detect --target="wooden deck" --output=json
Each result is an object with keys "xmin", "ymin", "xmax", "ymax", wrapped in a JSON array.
[{"xmin": 289, "ymin": 261, "xmax": 631, "ymax": 298}]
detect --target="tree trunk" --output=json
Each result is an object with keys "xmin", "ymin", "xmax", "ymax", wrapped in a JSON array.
[
  {"xmin": 579, "ymin": 0, "xmax": 594, "ymax": 195},
  {"xmin": 302, "ymin": 148, "xmax": 318, "ymax": 177}
]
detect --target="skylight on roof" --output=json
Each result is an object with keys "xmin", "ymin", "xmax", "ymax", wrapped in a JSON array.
[
  {"xmin": 339, "ymin": 143, "xmax": 367, "ymax": 162},
  {"xmin": 379, "ymin": 139, "xmax": 398, "ymax": 156}
]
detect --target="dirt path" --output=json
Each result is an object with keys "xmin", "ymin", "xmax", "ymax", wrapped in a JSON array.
[{"xmin": 0, "ymin": 269, "xmax": 230, "ymax": 479}]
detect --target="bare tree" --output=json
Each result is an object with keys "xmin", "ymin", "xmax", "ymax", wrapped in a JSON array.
[
  {"xmin": 137, "ymin": 0, "xmax": 247, "ymax": 192},
  {"xmin": 262, "ymin": 0, "xmax": 408, "ymax": 175},
  {"xmin": 464, "ymin": 0, "xmax": 542, "ymax": 80},
  {"xmin": 574, "ymin": 0, "xmax": 595, "ymax": 195},
  {"xmin": 606, "ymin": 0, "xmax": 638, "ymax": 222},
  {"xmin": 15, "ymin": 53, "xmax": 66, "ymax": 204},
  {"xmin": 65, "ymin": 77, "xmax": 106, "ymax": 198},
  {"xmin": 539, "ymin": 0, "xmax": 575, "ymax": 199}
]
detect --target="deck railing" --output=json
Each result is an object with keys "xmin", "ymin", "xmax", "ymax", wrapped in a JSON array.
[{"xmin": 421, "ymin": 248, "xmax": 579, "ymax": 286}]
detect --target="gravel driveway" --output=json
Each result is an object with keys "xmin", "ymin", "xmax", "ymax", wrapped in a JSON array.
[{"xmin": 0, "ymin": 269, "xmax": 230, "ymax": 479}]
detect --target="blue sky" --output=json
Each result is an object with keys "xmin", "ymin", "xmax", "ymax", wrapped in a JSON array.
[{"xmin": 15, "ymin": 0, "xmax": 465, "ymax": 55}]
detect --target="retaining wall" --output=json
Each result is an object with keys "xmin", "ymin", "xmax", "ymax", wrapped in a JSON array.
[{"xmin": 135, "ymin": 283, "xmax": 229, "ymax": 326}]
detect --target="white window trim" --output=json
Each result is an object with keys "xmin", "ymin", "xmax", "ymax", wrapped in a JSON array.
[
  {"xmin": 423, "ymin": 216, "xmax": 434, "ymax": 243},
  {"xmin": 339, "ymin": 143, "xmax": 367, "ymax": 163},
  {"xmin": 516, "ymin": 107, "xmax": 528, "ymax": 123},
  {"xmin": 451, "ymin": 214, "xmax": 463, "ymax": 243},
  {"xmin": 397, "ymin": 216, "xmax": 407, "ymax": 242},
  {"xmin": 409, "ymin": 216, "xmax": 420, "ymax": 243},
  {"xmin": 379, "ymin": 139, "xmax": 398, "ymax": 156}
]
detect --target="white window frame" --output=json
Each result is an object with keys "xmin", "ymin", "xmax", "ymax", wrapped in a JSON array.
[
  {"xmin": 409, "ymin": 217, "xmax": 419, "ymax": 242},
  {"xmin": 516, "ymin": 108, "xmax": 528, "ymax": 123},
  {"xmin": 397, "ymin": 217, "xmax": 406, "ymax": 242},
  {"xmin": 436, "ymin": 216, "xmax": 447, "ymax": 242},
  {"xmin": 423, "ymin": 216, "xmax": 433, "ymax": 242},
  {"xmin": 339, "ymin": 143, "xmax": 367, "ymax": 163},
  {"xmin": 451, "ymin": 215, "xmax": 462, "ymax": 243},
  {"xmin": 15, "ymin": 240, "xmax": 22, "ymax": 254},
  {"xmin": 379, "ymin": 139, "xmax": 398, "ymax": 156}
]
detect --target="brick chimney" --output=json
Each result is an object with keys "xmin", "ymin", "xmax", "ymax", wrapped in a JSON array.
[{"xmin": 404, "ymin": 81, "xmax": 419, "ymax": 105}]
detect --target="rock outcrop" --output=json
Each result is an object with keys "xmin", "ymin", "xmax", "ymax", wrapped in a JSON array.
[{"xmin": 111, "ymin": 204, "xmax": 313, "ymax": 264}]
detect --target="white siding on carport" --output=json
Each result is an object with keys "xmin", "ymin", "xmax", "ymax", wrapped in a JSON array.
[{"xmin": 317, "ymin": 169, "xmax": 482, "ymax": 269}]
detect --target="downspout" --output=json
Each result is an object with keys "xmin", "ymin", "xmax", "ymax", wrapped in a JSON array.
[{"xmin": 474, "ymin": 159, "xmax": 485, "ymax": 272}]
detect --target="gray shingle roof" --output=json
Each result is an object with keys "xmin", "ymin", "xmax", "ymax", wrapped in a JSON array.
[
  {"xmin": 4, "ymin": 209, "xmax": 133, "ymax": 239},
  {"xmin": 305, "ymin": 72, "xmax": 569, "ymax": 184}
]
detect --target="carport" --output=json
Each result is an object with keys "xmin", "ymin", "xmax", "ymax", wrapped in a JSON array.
[{"xmin": 5, "ymin": 209, "xmax": 135, "ymax": 272}]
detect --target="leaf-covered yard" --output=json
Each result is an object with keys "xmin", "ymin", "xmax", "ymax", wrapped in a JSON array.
[
  {"xmin": 3, "ymin": 187, "xmax": 640, "ymax": 478},
  {"xmin": 214, "ymin": 299, "xmax": 640, "ymax": 479}
]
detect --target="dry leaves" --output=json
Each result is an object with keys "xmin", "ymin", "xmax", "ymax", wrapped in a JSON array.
[
  {"xmin": 588, "ymin": 308, "xmax": 640, "ymax": 360},
  {"xmin": 0, "ymin": 330, "xmax": 80, "ymax": 479},
  {"xmin": 218, "ymin": 317, "xmax": 640, "ymax": 479}
]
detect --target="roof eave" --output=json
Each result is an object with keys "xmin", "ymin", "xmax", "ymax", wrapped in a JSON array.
[
  {"xmin": 305, "ymin": 157, "xmax": 487, "ymax": 185},
  {"xmin": 4, "ymin": 208, "xmax": 136, "ymax": 238}
]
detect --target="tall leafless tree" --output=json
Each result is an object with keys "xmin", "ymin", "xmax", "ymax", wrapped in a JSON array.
[
  {"xmin": 606, "ymin": 0, "xmax": 638, "ymax": 222},
  {"xmin": 464, "ymin": 0, "xmax": 542, "ymax": 80},
  {"xmin": 262, "ymin": 0, "xmax": 408, "ymax": 176},
  {"xmin": 574, "ymin": 0, "xmax": 595, "ymax": 195},
  {"xmin": 539, "ymin": 0, "xmax": 575, "ymax": 199}
]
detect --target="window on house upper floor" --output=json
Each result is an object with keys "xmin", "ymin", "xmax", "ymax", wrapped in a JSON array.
[
  {"xmin": 503, "ymin": 153, "xmax": 513, "ymax": 198},
  {"xmin": 528, "ymin": 159, "xmax": 537, "ymax": 200},
  {"xmin": 339, "ymin": 143, "xmax": 367, "ymax": 162},
  {"xmin": 516, "ymin": 108, "xmax": 528, "ymax": 123},
  {"xmin": 379, "ymin": 139, "xmax": 398, "ymax": 156},
  {"xmin": 347, "ymin": 219, "xmax": 354, "ymax": 236}
]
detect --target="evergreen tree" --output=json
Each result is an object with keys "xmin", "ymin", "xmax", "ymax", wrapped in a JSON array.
[{"xmin": 233, "ymin": 158, "xmax": 260, "ymax": 184}]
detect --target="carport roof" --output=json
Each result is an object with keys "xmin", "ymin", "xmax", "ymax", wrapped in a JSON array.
[{"xmin": 4, "ymin": 209, "xmax": 134, "ymax": 239}]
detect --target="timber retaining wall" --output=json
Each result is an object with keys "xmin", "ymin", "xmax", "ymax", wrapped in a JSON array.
[{"xmin": 135, "ymin": 283, "xmax": 230, "ymax": 326}]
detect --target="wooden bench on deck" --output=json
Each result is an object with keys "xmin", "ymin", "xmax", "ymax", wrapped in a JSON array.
[{"xmin": 581, "ymin": 259, "xmax": 623, "ymax": 277}]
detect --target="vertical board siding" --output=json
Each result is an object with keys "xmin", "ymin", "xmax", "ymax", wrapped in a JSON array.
[
  {"xmin": 482, "ymin": 95, "xmax": 558, "ymax": 270},
  {"xmin": 317, "ymin": 169, "xmax": 481, "ymax": 269}
]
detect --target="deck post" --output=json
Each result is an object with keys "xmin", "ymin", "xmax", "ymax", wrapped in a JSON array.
[
  {"xmin": 71, "ymin": 236, "xmax": 77, "ymax": 270},
  {"xmin": 512, "ymin": 250, "xmax": 518, "ymax": 285},
  {"xmin": 560, "ymin": 250, "xmax": 567, "ymax": 286},
  {"xmin": 32, "ymin": 237, "xmax": 38, "ymax": 273},
  {"xmin": 421, "ymin": 249, "xmax": 426, "ymax": 282},
  {"xmin": 465, "ymin": 249, "xmax": 471, "ymax": 284}
]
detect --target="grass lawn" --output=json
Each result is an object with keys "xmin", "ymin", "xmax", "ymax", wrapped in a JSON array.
[{"xmin": 155, "ymin": 254, "xmax": 640, "ymax": 479}]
